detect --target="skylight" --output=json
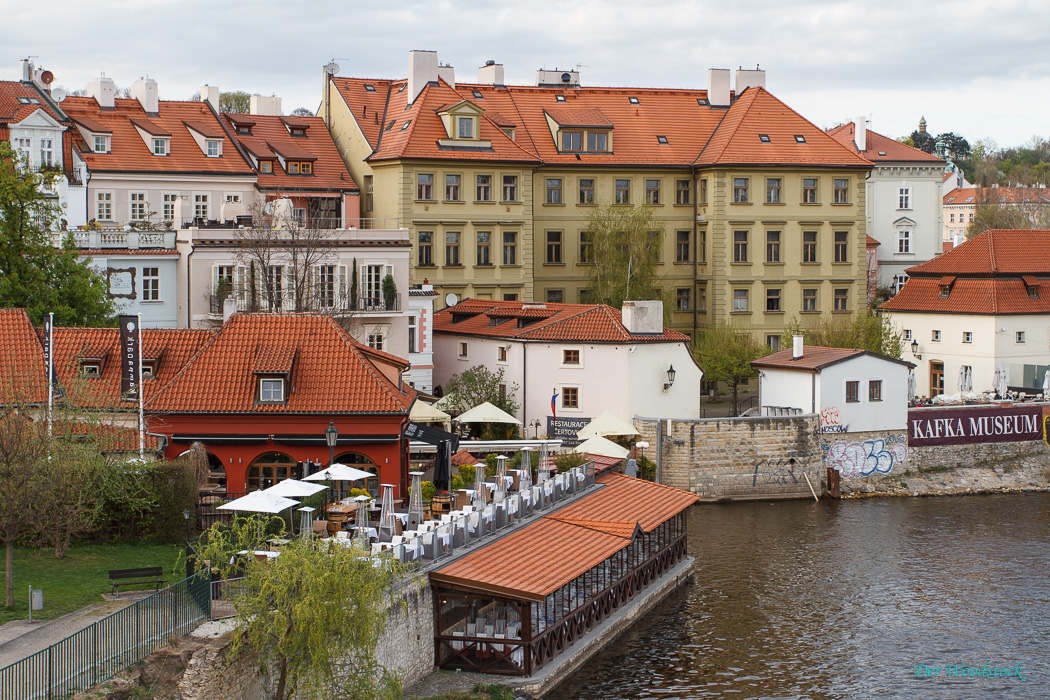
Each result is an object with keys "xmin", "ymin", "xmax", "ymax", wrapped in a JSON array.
[
  {"xmin": 965, "ymin": 196, "xmax": 975, "ymax": 203},
  {"xmin": 947, "ymin": 197, "xmax": 956, "ymax": 202},
  {"xmin": 397, "ymin": 85, "xmax": 405, "ymax": 93},
  {"xmin": 628, "ymin": 96, "xmax": 640, "ymax": 105},
  {"xmin": 656, "ymin": 135, "xmax": 668, "ymax": 144},
  {"xmin": 878, "ymin": 151, "xmax": 886, "ymax": 156},
  {"xmin": 401, "ymin": 120, "xmax": 411, "ymax": 131},
  {"xmin": 385, "ymin": 120, "xmax": 395, "ymax": 131},
  {"xmin": 794, "ymin": 135, "xmax": 806, "ymax": 143},
  {"xmin": 759, "ymin": 134, "xmax": 770, "ymax": 143},
  {"xmin": 472, "ymin": 90, "xmax": 483, "ymax": 98},
  {"xmin": 364, "ymin": 84, "xmax": 376, "ymax": 92},
  {"xmin": 555, "ymin": 95, "xmax": 566, "ymax": 102},
  {"xmin": 696, "ymin": 98, "xmax": 708, "ymax": 106}
]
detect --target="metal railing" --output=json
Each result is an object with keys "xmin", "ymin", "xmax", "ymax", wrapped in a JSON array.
[
  {"xmin": 0, "ymin": 575, "xmax": 210, "ymax": 700},
  {"xmin": 209, "ymin": 292, "xmax": 402, "ymax": 316}
]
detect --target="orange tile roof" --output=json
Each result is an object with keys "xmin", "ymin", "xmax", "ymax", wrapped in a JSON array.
[
  {"xmin": 751, "ymin": 345, "xmax": 913, "ymax": 371},
  {"xmin": 430, "ymin": 472, "xmax": 697, "ymax": 601},
  {"xmin": 61, "ymin": 96, "xmax": 254, "ymax": 176},
  {"xmin": 880, "ymin": 278, "xmax": 1050, "ymax": 315},
  {"xmin": 543, "ymin": 107, "xmax": 613, "ymax": 128},
  {"xmin": 251, "ymin": 345, "xmax": 297, "ymax": 374},
  {"xmin": 826, "ymin": 123, "xmax": 944, "ymax": 163},
  {"xmin": 695, "ymin": 88, "xmax": 871, "ymax": 168},
  {"xmin": 49, "ymin": 327, "xmax": 214, "ymax": 408},
  {"xmin": 128, "ymin": 117, "xmax": 171, "ymax": 137},
  {"xmin": 0, "ymin": 309, "xmax": 47, "ymax": 404},
  {"xmin": 866, "ymin": 235, "xmax": 881, "ymax": 247},
  {"xmin": 435, "ymin": 300, "xmax": 690, "ymax": 343},
  {"xmin": 224, "ymin": 113, "xmax": 357, "ymax": 193},
  {"xmin": 943, "ymin": 187, "xmax": 1050, "ymax": 206},
  {"xmin": 57, "ymin": 419, "xmax": 159, "ymax": 452},
  {"xmin": 146, "ymin": 313, "xmax": 413, "ymax": 415},
  {"xmin": 0, "ymin": 81, "xmax": 65, "ymax": 126},
  {"xmin": 901, "ymin": 229, "xmax": 1050, "ymax": 276}
]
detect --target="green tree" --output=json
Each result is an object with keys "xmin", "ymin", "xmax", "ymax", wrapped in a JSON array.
[
  {"xmin": 219, "ymin": 91, "xmax": 251, "ymax": 114},
  {"xmin": 0, "ymin": 142, "xmax": 114, "ymax": 325},
  {"xmin": 0, "ymin": 409, "xmax": 49, "ymax": 607},
  {"xmin": 442, "ymin": 365, "xmax": 520, "ymax": 438},
  {"xmin": 584, "ymin": 200, "xmax": 667, "ymax": 311},
  {"xmin": 192, "ymin": 517, "xmax": 405, "ymax": 700},
  {"xmin": 781, "ymin": 311, "xmax": 903, "ymax": 359},
  {"xmin": 908, "ymin": 130, "xmax": 936, "ymax": 154},
  {"xmin": 693, "ymin": 321, "xmax": 770, "ymax": 416}
]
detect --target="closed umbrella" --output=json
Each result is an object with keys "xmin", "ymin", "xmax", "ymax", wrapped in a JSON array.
[
  {"xmin": 994, "ymin": 365, "xmax": 1009, "ymax": 397},
  {"xmin": 1043, "ymin": 369, "xmax": 1050, "ymax": 398},
  {"xmin": 957, "ymin": 366, "xmax": 967, "ymax": 393},
  {"xmin": 964, "ymin": 366, "xmax": 974, "ymax": 393}
]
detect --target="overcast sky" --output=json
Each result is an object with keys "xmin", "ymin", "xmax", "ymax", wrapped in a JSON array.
[{"xmin": 6, "ymin": 0, "xmax": 1050, "ymax": 149}]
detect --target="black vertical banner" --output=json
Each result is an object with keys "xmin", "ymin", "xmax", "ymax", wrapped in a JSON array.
[
  {"xmin": 119, "ymin": 315, "xmax": 140, "ymax": 401},
  {"xmin": 42, "ymin": 315, "xmax": 52, "ymax": 384}
]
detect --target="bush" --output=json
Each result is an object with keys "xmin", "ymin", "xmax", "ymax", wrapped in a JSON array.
[
  {"xmin": 553, "ymin": 451, "xmax": 586, "ymax": 473},
  {"xmin": 637, "ymin": 455, "xmax": 656, "ymax": 482}
]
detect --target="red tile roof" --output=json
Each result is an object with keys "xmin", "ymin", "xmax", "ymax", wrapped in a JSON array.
[
  {"xmin": 0, "ymin": 309, "xmax": 46, "ymax": 404},
  {"xmin": 128, "ymin": 117, "xmax": 171, "ymax": 137},
  {"xmin": 223, "ymin": 113, "xmax": 357, "ymax": 193},
  {"xmin": 251, "ymin": 345, "xmax": 297, "ymax": 374},
  {"xmin": 58, "ymin": 419, "xmax": 159, "ymax": 452},
  {"xmin": 880, "ymin": 277, "xmax": 1050, "ymax": 315},
  {"xmin": 900, "ymin": 229, "xmax": 1050, "ymax": 276},
  {"xmin": 0, "ymin": 81, "xmax": 65, "ymax": 126},
  {"xmin": 146, "ymin": 313, "xmax": 413, "ymax": 415},
  {"xmin": 429, "ymin": 472, "xmax": 697, "ymax": 601},
  {"xmin": 826, "ymin": 123, "xmax": 944, "ymax": 163},
  {"xmin": 866, "ymin": 235, "xmax": 881, "ymax": 247},
  {"xmin": 61, "ymin": 96, "xmax": 254, "ymax": 176},
  {"xmin": 543, "ymin": 107, "xmax": 614, "ymax": 128},
  {"xmin": 434, "ymin": 300, "xmax": 690, "ymax": 343},
  {"xmin": 695, "ymin": 88, "xmax": 871, "ymax": 168},
  {"xmin": 751, "ymin": 345, "xmax": 913, "ymax": 371},
  {"xmin": 943, "ymin": 187, "xmax": 1050, "ymax": 206}
]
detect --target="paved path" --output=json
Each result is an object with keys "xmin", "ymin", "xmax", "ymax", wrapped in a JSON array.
[{"xmin": 0, "ymin": 599, "xmax": 137, "ymax": 669}]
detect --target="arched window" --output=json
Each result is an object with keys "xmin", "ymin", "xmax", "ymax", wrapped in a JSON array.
[
  {"xmin": 247, "ymin": 451, "xmax": 296, "ymax": 491},
  {"xmin": 334, "ymin": 451, "xmax": 380, "ymax": 497}
]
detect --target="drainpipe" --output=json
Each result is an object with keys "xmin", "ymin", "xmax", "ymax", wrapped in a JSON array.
[
  {"xmin": 691, "ymin": 166, "xmax": 699, "ymax": 341},
  {"xmin": 185, "ymin": 238, "xmax": 194, "ymax": 328},
  {"xmin": 521, "ymin": 343, "xmax": 527, "ymax": 432},
  {"xmin": 811, "ymin": 373, "xmax": 817, "ymax": 415},
  {"xmin": 656, "ymin": 419, "xmax": 663, "ymax": 484}
]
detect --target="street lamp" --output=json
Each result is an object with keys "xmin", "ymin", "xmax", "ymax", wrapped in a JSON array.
[
  {"xmin": 182, "ymin": 508, "xmax": 191, "ymax": 542},
  {"xmin": 663, "ymin": 365, "xmax": 676, "ymax": 391},
  {"xmin": 910, "ymin": 339, "xmax": 921, "ymax": 360},
  {"xmin": 528, "ymin": 419, "xmax": 542, "ymax": 439},
  {"xmin": 325, "ymin": 421, "xmax": 339, "ymax": 465}
]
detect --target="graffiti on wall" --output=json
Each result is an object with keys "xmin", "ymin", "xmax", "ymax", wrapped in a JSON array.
[
  {"xmin": 824, "ymin": 435, "xmax": 908, "ymax": 477},
  {"xmin": 752, "ymin": 458, "xmax": 801, "ymax": 487},
  {"xmin": 819, "ymin": 406, "xmax": 849, "ymax": 434}
]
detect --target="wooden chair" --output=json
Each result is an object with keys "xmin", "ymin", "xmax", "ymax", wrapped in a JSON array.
[{"xmin": 312, "ymin": 520, "xmax": 329, "ymax": 536}]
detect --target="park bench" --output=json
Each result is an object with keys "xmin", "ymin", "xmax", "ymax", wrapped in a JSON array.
[{"xmin": 108, "ymin": 567, "xmax": 167, "ymax": 594}]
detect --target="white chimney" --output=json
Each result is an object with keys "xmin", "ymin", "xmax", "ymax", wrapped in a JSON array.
[
  {"xmin": 478, "ymin": 60, "xmax": 504, "ymax": 86},
  {"xmin": 708, "ymin": 68, "xmax": 730, "ymax": 107},
  {"xmin": 200, "ymin": 84, "xmax": 220, "ymax": 112},
  {"xmin": 19, "ymin": 59, "xmax": 32, "ymax": 83},
  {"xmin": 408, "ymin": 50, "xmax": 439, "ymax": 106},
  {"xmin": 853, "ymin": 116, "xmax": 867, "ymax": 152},
  {"xmin": 620, "ymin": 300, "xmax": 663, "ymax": 334},
  {"xmin": 735, "ymin": 67, "xmax": 766, "ymax": 94},
  {"xmin": 222, "ymin": 295, "xmax": 238, "ymax": 322},
  {"xmin": 792, "ymin": 334, "xmax": 804, "ymax": 359},
  {"xmin": 249, "ymin": 95, "xmax": 282, "ymax": 116},
  {"xmin": 437, "ymin": 63, "xmax": 455, "ymax": 88},
  {"xmin": 535, "ymin": 69, "xmax": 579, "ymax": 87},
  {"xmin": 131, "ymin": 77, "xmax": 159, "ymax": 113},
  {"xmin": 87, "ymin": 77, "xmax": 116, "ymax": 109}
]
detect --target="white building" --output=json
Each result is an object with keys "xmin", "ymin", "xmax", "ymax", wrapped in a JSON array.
[
  {"xmin": 407, "ymin": 283, "xmax": 437, "ymax": 393},
  {"xmin": 752, "ymin": 338, "xmax": 914, "ymax": 432},
  {"xmin": 882, "ymin": 228, "xmax": 1050, "ymax": 398},
  {"xmin": 432, "ymin": 299, "xmax": 704, "ymax": 438},
  {"xmin": 828, "ymin": 119, "xmax": 945, "ymax": 294}
]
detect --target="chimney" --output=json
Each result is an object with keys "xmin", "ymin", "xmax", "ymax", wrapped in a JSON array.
[
  {"xmin": 19, "ymin": 59, "xmax": 32, "ymax": 83},
  {"xmin": 734, "ymin": 67, "xmax": 766, "ymax": 94},
  {"xmin": 408, "ymin": 50, "xmax": 439, "ymax": 106},
  {"xmin": 437, "ymin": 63, "xmax": 455, "ymax": 88},
  {"xmin": 792, "ymin": 334, "xmax": 804, "ymax": 359},
  {"xmin": 131, "ymin": 77, "xmax": 159, "ymax": 113},
  {"xmin": 222, "ymin": 296, "xmax": 238, "ymax": 322},
  {"xmin": 249, "ymin": 95, "xmax": 282, "ymax": 116},
  {"xmin": 535, "ymin": 69, "xmax": 579, "ymax": 87},
  {"xmin": 478, "ymin": 60, "xmax": 504, "ymax": 86},
  {"xmin": 853, "ymin": 116, "xmax": 867, "ymax": 151},
  {"xmin": 707, "ymin": 68, "xmax": 730, "ymax": 107},
  {"xmin": 620, "ymin": 300, "xmax": 663, "ymax": 334},
  {"xmin": 87, "ymin": 76, "xmax": 116, "ymax": 109},
  {"xmin": 199, "ymin": 84, "xmax": 220, "ymax": 112}
]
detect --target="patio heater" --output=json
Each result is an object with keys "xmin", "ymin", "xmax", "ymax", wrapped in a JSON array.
[
  {"xmin": 378, "ymin": 483, "xmax": 396, "ymax": 539},
  {"xmin": 297, "ymin": 505, "xmax": 315, "ymax": 540},
  {"xmin": 473, "ymin": 462, "xmax": 488, "ymax": 507},
  {"xmin": 408, "ymin": 471, "xmax": 426, "ymax": 528},
  {"xmin": 495, "ymin": 455, "xmax": 509, "ymax": 501},
  {"xmin": 518, "ymin": 446, "xmax": 531, "ymax": 488},
  {"xmin": 353, "ymin": 496, "xmax": 371, "ymax": 550}
]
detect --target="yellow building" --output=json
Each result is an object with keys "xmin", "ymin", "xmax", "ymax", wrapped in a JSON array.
[{"xmin": 322, "ymin": 54, "xmax": 872, "ymax": 344}]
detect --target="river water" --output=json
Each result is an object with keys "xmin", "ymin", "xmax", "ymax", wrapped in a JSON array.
[{"xmin": 547, "ymin": 493, "xmax": 1050, "ymax": 700}]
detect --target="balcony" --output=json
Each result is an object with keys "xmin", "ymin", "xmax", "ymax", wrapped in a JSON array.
[
  {"xmin": 54, "ymin": 229, "xmax": 177, "ymax": 250},
  {"xmin": 187, "ymin": 218, "xmax": 406, "ymax": 238},
  {"xmin": 208, "ymin": 289, "xmax": 402, "ymax": 316}
]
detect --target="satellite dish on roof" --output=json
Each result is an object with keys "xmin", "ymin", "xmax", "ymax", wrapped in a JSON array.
[
  {"xmin": 40, "ymin": 70, "xmax": 54, "ymax": 85},
  {"xmin": 445, "ymin": 293, "xmax": 459, "ymax": 307},
  {"xmin": 325, "ymin": 62, "xmax": 340, "ymax": 76}
]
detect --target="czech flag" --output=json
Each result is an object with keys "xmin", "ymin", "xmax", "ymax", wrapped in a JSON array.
[{"xmin": 551, "ymin": 389, "xmax": 558, "ymax": 417}]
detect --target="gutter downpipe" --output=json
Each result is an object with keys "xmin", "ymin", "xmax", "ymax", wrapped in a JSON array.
[
  {"xmin": 656, "ymin": 419, "xmax": 663, "ymax": 484},
  {"xmin": 692, "ymin": 165, "xmax": 699, "ymax": 342},
  {"xmin": 521, "ymin": 343, "xmax": 527, "ymax": 434}
]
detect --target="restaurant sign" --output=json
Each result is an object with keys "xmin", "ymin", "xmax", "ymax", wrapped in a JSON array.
[
  {"xmin": 547, "ymin": 416, "xmax": 591, "ymax": 448},
  {"xmin": 908, "ymin": 405, "xmax": 1043, "ymax": 446}
]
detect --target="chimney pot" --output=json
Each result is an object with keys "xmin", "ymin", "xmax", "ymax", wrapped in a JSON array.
[
  {"xmin": 131, "ymin": 77, "xmax": 159, "ymax": 113},
  {"xmin": 478, "ymin": 61, "xmax": 505, "ymax": 86}
]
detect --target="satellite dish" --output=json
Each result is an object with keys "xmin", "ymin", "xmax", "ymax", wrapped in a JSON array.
[
  {"xmin": 51, "ymin": 88, "xmax": 66, "ymax": 102},
  {"xmin": 325, "ymin": 62, "xmax": 340, "ymax": 76},
  {"xmin": 445, "ymin": 293, "xmax": 459, "ymax": 307},
  {"xmin": 40, "ymin": 70, "xmax": 54, "ymax": 85}
]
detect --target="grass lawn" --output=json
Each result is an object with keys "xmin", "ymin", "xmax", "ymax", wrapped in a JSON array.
[{"xmin": 0, "ymin": 541, "xmax": 183, "ymax": 626}]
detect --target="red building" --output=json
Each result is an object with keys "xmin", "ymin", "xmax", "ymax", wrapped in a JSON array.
[{"xmin": 145, "ymin": 313, "xmax": 414, "ymax": 496}]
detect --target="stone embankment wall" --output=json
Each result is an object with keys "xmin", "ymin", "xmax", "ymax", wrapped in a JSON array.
[{"xmin": 636, "ymin": 415, "xmax": 823, "ymax": 500}]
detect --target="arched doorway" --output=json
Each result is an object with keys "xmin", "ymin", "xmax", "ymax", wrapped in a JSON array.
[
  {"xmin": 334, "ymin": 451, "xmax": 380, "ymax": 497},
  {"xmin": 247, "ymin": 451, "xmax": 296, "ymax": 491}
]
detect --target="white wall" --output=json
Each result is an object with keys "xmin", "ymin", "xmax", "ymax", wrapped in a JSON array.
[
  {"xmin": 86, "ymin": 174, "xmax": 257, "ymax": 228},
  {"xmin": 759, "ymin": 369, "xmax": 815, "ymax": 414},
  {"xmin": 407, "ymin": 292, "xmax": 435, "ymax": 394},
  {"xmin": 627, "ymin": 342, "xmax": 703, "ymax": 419},
  {"xmin": 867, "ymin": 164, "xmax": 943, "ymax": 289},
  {"xmin": 818, "ymin": 355, "xmax": 911, "ymax": 431}
]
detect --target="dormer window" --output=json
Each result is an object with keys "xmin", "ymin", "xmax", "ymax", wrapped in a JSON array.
[
  {"xmin": 502, "ymin": 127, "xmax": 515, "ymax": 140},
  {"xmin": 1023, "ymin": 276, "xmax": 1040, "ymax": 299},
  {"xmin": 588, "ymin": 132, "xmax": 608, "ymax": 151},
  {"xmin": 236, "ymin": 125, "xmax": 251, "ymax": 135},
  {"xmin": 94, "ymin": 135, "xmax": 110, "ymax": 153},
  {"xmin": 259, "ymin": 160, "xmax": 273, "ymax": 174},
  {"xmin": 206, "ymin": 140, "xmax": 221, "ymax": 157},
  {"xmin": 457, "ymin": 116, "xmax": 475, "ymax": 139},
  {"xmin": 938, "ymin": 276, "xmax": 956, "ymax": 298},
  {"xmin": 290, "ymin": 127, "xmax": 306, "ymax": 137},
  {"xmin": 562, "ymin": 131, "xmax": 583, "ymax": 151},
  {"xmin": 80, "ymin": 362, "xmax": 101, "ymax": 377},
  {"xmin": 259, "ymin": 377, "xmax": 285, "ymax": 402},
  {"xmin": 153, "ymin": 138, "xmax": 168, "ymax": 155},
  {"xmin": 142, "ymin": 361, "xmax": 156, "ymax": 379},
  {"xmin": 287, "ymin": 161, "xmax": 313, "ymax": 175}
]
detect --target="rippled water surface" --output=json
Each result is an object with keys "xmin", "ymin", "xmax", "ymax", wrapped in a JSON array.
[{"xmin": 547, "ymin": 494, "xmax": 1050, "ymax": 699}]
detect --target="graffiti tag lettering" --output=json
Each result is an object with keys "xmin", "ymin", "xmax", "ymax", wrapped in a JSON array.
[
  {"xmin": 826, "ymin": 438, "xmax": 908, "ymax": 477},
  {"xmin": 752, "ymin": 458, "xmax": 801, "ymax": 487},
  {"xmin": 819, "ymin": 406, "xmax": 849, "ymax": 434}
]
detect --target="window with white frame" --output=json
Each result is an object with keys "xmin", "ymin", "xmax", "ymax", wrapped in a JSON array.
[
  {"xmin": 457, "ymin": 116, "xmax": 474, "ymax": 139},
  {"xmin": 932, "ymin": 330, "xmax": 941, "ymax": 342},
  {"xmin": 259, "ymin": 378, "xmax": 284, "ymax": 402},
  {"xmin": 962, "ymin": 331, "xmax": 973, "ymax": 343},
  {"xmin": 898, "ymin": 228, "xmax": 911, "ymax": 253},
  {"xmin": 502, "ymin": 175, "xmax": 518, "ymax": 202},
  {"xmin": 903, "ymin": 329, "xmax": 912, "ymax": 341},
  {"xmin": 497, "ymin": 345, "xmax": 508, "ymax": 362},
  {"xmin": 317, "ymin": 264, "xmax": 336, "ymax": 308},
  {"xmin": 225, "ymin": 194, "xmax": 241, "ymax": 204},
  {"xmin": 367, "ymin": 333, "xmax": 385, "ymax": 350},
  {"xmin": 162, "ymin": 193, "xmax": 177, "ymax": 222},
  {"xmin": 1016, "ymin": 331, "xmax": 1026, "ymax": 344},
  {"xmin": 93, "ymin": 135, "xmax": 110, "ymax": 153},
  {"xmin": 130, "ymin": 192, "xmax": 147, "ymax": 221},
  {"xmin": 194, "ymin": 194, "xmax": 209, "ymax": 219},
  {"xmin": 141, "ymin": 267, "xmax": 160, "ymax": 301},
  {"xmin": 732, "ymin": 288, "xmax": 749, "ymax": 312},
  {"xmin": 153, "ymin": 138, "xmax": 168, "ymax": 155},
  {"xmin": 408, "ymin": 315, "xmax": 418, "ymax": 354},
  {"xmin": 206, "ymin": 140, "xmax": 221, "ymax": 157},
  {"xmin": 16, "ymin": 137, "xmax": 31, "ymax": 163},
  {"xmin": 39, "ymin": 138, "xmax": 53, "ymax": 167},
  {"xmin": 97, "ymin": 192, "xmax": 113, "ymax": 220},
  {"xmin": 898, "ymin": 187, "xmax": 910, "ymax": 209},
  {"xmin": 892, "ymin": 274, "xmax": 909, "ymax": 294}
]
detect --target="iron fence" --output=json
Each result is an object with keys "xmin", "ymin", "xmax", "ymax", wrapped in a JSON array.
[{"xmin": 0, "ymin": 575, "xmax": 210, "ymax": 700}]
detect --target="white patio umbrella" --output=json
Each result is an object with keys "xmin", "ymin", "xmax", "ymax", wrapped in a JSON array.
[
  {"xmin": 577, "ymin": 412, "xmax": 640, "ymax": 440},
  {"xmin": 907, "ymin": 371, "xmax": 917, "ymax": 402},
  {"xmin": 573, "ymin": 436, "xmax": 630, "ymax": 459},
  {"xmin": 455, "ymin": 401, "xmax": 522, "ymax": 425},
  {"xmin": 1042, "ymin": 368, "xmax": 1050, "ymax": 397},
  {"xmin": 994, "ymin": 365, "xmax": 1009, "ymax": 396},
  {"xmin": 218, "ymin": 491, "xmax": 300, "ymax": 514},
  {"xmin": 957, "ymin": 366, "xmax": 967, "ymax": 393},
  {"xmin": 263, "ymin": 479, "xmax": 328, "ymax": 499},
  {"xmin": 303, "ymin": 464, "xmax": 374, "ymax": 483},
  {"xmin": 409, "ymin": 401, "xmax": 452, "ymax": 430},
  {"xmin": 964, "ymin": 366, "xmax": 974, "ymax": 393}
]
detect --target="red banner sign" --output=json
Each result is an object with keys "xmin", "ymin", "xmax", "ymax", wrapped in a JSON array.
[{"xmin": 908, "ymin": 405, "xmax": 1043, "ymax": 446}]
